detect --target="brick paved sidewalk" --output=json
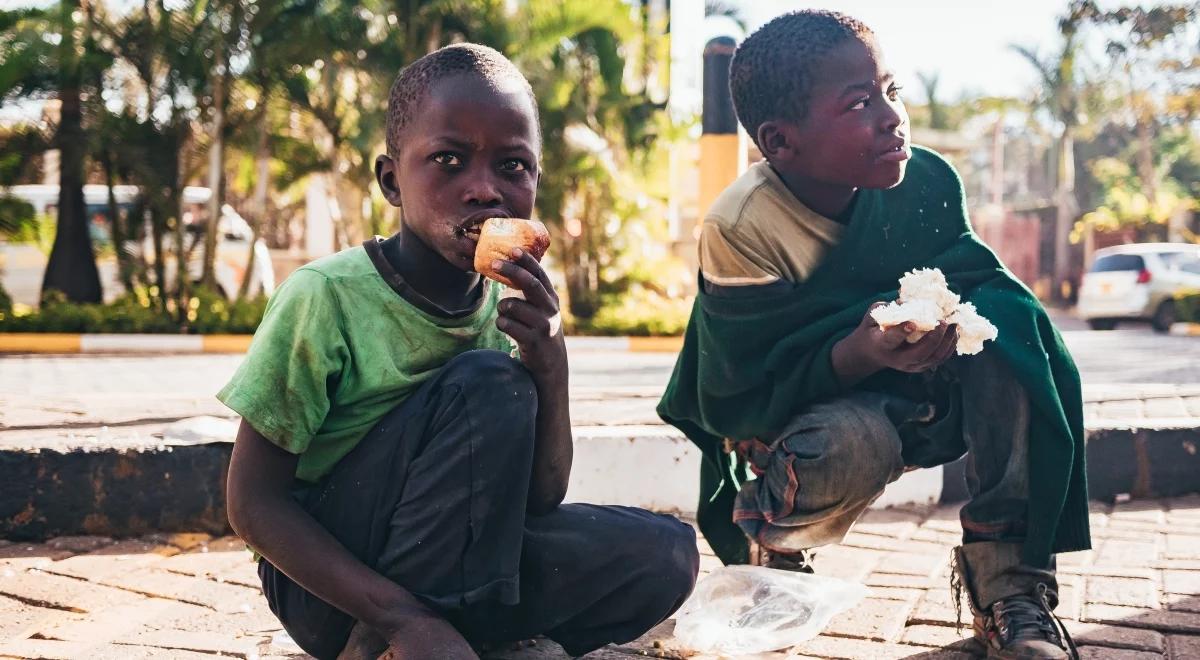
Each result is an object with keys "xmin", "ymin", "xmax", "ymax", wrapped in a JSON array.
[{"xmin": 3, "ymin": 495, "xmax": 1200, "ymax": 659}]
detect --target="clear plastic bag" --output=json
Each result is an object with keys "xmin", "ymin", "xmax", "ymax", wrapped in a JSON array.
[{"xmin": 673, "ymin": 565, "xmax": 870, "ymax": 656}]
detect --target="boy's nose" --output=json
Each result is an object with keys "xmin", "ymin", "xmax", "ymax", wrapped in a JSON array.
[
  {"xmin": 463, "ymin": 174, "xmax": 503, "ymax": 206},
  {"xmin": 879, "ymin": 101, "xmax": 906, "ymax": 133}
]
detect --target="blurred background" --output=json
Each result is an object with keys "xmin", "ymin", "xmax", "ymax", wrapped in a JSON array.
[{"xmin": 1, "ymin": 0, "xmax": 1199, "ymax": 337}]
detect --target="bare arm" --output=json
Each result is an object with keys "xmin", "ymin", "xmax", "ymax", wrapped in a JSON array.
[{"xmin": 225, "ymin": 420, "xmax": 476, "ymax": 658}]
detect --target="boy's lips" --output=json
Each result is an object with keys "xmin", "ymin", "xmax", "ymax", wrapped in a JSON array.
[
  {"xmin": 878, "ymin": 139, "xmax": 911, "ymax": 163},
  {"xmin": 456, "ymin": 210, "xmax": 510, "ymax": 241}
]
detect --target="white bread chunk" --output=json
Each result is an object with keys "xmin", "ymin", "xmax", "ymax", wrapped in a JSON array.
[{"xmin": 948, "ymin": 301, "xmax": 999, "ymax": 355}]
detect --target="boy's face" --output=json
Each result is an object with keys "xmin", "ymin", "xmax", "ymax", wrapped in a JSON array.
[
  {"xmin": 762, "ymin": 36, "xmax": 910, "ymax": 193},
  {"xmin": 375, "ymin": 73, "xmax": 540, "ymax": 271}
]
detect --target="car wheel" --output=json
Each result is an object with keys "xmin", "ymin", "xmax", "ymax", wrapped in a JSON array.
[
  {"xmin": 1088, "ymin": 319, "xmax": 1118, "ymax": 331},
  {"xmin": 1152, "ymin": 301, "xmax": 1177, "ymax": 333}
]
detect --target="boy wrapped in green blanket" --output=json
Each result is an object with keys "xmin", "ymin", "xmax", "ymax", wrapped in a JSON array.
[{"xmin": 657, "ymin": 11, "xmax": 1088, "ymax": 660}]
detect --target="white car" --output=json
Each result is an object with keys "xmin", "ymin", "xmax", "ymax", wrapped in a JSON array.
[
  {"xmin": 1076, "ymin": 242, "xmax": 1200, "ymax": 332},
  {"xmin": 0, "ymin": 184, "xmax": 275, "ymax": 307}
]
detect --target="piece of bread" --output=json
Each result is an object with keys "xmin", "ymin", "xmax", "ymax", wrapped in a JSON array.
[{"xmin": 473, "ymin": 218, "xmax": 551, "ymax": 287}]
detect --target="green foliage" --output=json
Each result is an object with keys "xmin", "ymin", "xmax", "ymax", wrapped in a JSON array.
[
  {"xmin": 1175, "ymin": 290, "xmax": 1200, "ymax": 323},
  {"xmin": 574, "ymin": 287, "xmax": 692, "ymax": 337},
  {"xmin": 0, "ymin": 195, "xmax": 35, "ymax": 237},
  {"xmin": 0, "ymin": 287, "xmax": 266, "ymax": 333}
]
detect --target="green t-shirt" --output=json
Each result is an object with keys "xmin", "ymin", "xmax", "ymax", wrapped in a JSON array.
[{"xmin": 217, "ymin": 238, "xmax": 514, "ymax": 483}]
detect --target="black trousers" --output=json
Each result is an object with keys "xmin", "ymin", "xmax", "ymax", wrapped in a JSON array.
[{"xmin": 258, "ymin": 350, "xmax": 699, "ymax": 659}]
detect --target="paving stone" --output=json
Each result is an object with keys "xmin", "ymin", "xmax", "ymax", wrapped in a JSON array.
[
  {"xmin": 1086, "ymin": 576, "xmax": 1160, "ymax": 608},
  {"xmin": 865, "ymin": 571, "xmax": 940, "ymax": 590},
  {"xmin": 609, "ymin": 620, "xmax": 689, "ymax": 659},
  {"xmin": 1058, "ymin": 578, "xmax": 1083, "ymax": 621},
  {"xmin": 94, "ymin": 566, "xmax": 262, "ymax": 613},
  {"xmin": 1165, "ymin": 594, "xmax": 1200, "ymax": 613},
  {"xmin": 0, "ymin": 569, "xmax": 144, "ymax": 613},
  {"xmin": 1078, "ymin": 646, "xmax": 1162, "ymax": 659},
  {"xmin": 810, "ymin": 546, "xmax": 881, "ymax": 582},
  {"xmin": 791, "ymin": 636, "xmax": 939, "ymax": 659},
  {"xmin": 1167, "ymin": 634, "xmax": 1200, "ymax": 659},
  {"xmin": 867, "ymin": 586, "xmax": 925, "ymax": 603},
  {"xmin": 40, "ymin": 539, "xmax": 178, "ymax": 582},
  {"xmin": 144, "ymin": 533, "xmax": 213, "ymax": 552},
  {"xmin": 0, "ymin": 593, "xmax": 56, "ymax": 644},
  {"xmin": 910, "ymin": 528, "xmax": 961, "ymax": 545},
  {"xmin": 1073, "ymin": 624, "xmax": 1165, "ymax": 652},
  {"xmin": 898, "ymin": 624, "xmax": 970, "ymax": 648},
  {"xmin": 1143, "ymin": 397, "xmax": 1189, "ymax": 418},
  {"xmin": 1059, "ymin": 549, "xmax": 1096, "ymax": 569},
  {"xmin": 921, "ymin": 505, "xmax": 963, "ymax": 533},
  {"xmin": 0, "ymin": 638, "xmax": 219, "ymax": 659},
  {"xmin": 156, "ymin": 547, "xmax": 252, "ymax": 580},
  {"xmin": 854, "ymin": 509, "xmax": 923, "ymax": 540},
  {"xmin": 825, "ymin": 597, "xmax": 911, "ymax": 642},
  {"xmin": 1166, "ymin": 494, "xmax": 1200, "ymax": 514},
  {"xmin": 1164, "ymin": 570, "xmax": 1200, "ymax": 596},
  {"xmin": 116, "ymin": 629, "xmax": 267, "ymax": 656},
  {"xmin": 875, "ymin": 551, "xmax": 947, "ymax": 578},
  {"xmin": 908, "ymin": 588, "xmax": 965, "ymax": 627},
  {"xmin": 1083, "ymin": 603, "xmax": 1200, "ymax": 634},
  {"xmin": 144, "ymin": 599, "xmax": 282, "ymax": 638},
  {"xmin": 1112, "ymin": 501, "xmax": 1168, "ymax": 524},
  {"xmin": 46, "ymin": 536, "xmax": 114, "ymax": 553},
  {"xmin": 1166, "ymin": 535, "xmax": 1200, "ymax": 560},
  {"xmin": 1097, "ymin": 539, "xmax": 1161, "ymax": 567},
  {"xmin": 31, "ymin": 599, "xmax": 183, "ymax": 646},
  {"xmin": 0, "ymin": 544, "xmax": 74, "ymax": 570}
]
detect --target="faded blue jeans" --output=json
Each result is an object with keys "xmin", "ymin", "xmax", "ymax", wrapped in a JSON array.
[{"xmin": 732, "ymin": 350, "xmax": 1057, "ymax": 608}]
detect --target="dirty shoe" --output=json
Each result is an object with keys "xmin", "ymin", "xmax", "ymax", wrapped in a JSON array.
[
  {"xmin": 748, "ymin": 539, "xmax": 815, "ymax": 573},
  {"xmin": 974, "ymin": 584, "xmax": 1077, "ymax": 659}
]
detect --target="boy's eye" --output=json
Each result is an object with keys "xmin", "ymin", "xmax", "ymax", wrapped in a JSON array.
[
  {"xmin": 431, "ymin": 153, "xmax": 462, "ymax": 167},
  {"xmin": 888, "ymin": 85, "xmax": 904, "ymax": 101},
  {"xmin": 849, "ymin": 97, "xmax": 870, "ymax": 111},
  {"xmin": 500, "ymin": 159, "xmax": 529, "ymax": 172}
]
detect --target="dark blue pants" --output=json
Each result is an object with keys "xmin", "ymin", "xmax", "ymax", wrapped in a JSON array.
[{"xmin": 258, "ymin": 350, "xmax": 699, "ymax": 659}]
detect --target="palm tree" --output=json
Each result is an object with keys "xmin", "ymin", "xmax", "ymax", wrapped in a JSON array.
[
  {"xmin": 0, "ymin": 2, "xmax": 108, "ymax": 303},
  {"xmin": 1011, "ymin": 1, "xmax": 1093, "ymax": 302}
]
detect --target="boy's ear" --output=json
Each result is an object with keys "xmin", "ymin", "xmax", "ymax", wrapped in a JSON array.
[
  {"xmin": 757, "ymin": 120, "xmax": 799, "ymax": 164},
  {"xmin": 374, "ymin": 155, "xmax": 403, "ymax": 206}
]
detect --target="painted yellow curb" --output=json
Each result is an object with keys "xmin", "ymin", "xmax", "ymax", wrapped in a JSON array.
[
  {"xmin": 201, "ymin": 334, "xmax": 255, "ymax": 353},
  {"xmin": 627, "ymin": 336, "xmax": 684, "ymax": 353},
  {"xmin": 0, "ymin": 333, "xmax": 83, "ymax": 353}
]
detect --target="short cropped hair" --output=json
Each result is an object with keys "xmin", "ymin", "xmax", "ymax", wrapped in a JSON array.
[
  {"xmin": 730, "ymin": 10, "xmax": 874, "ymax": 146},
  {"xmin": 385, "ymin": 43, "xmax": 537, "ymax": 157}
]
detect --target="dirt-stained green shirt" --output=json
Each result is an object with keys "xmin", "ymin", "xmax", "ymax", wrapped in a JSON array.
[{"xmin": 217, "ymin": 239, "xmax": 512, "ymax": 483}]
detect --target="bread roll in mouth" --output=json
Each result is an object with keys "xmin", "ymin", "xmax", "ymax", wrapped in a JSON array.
[{"xmin": 473, "ymin": 217, "xmax": 551, "ymax": 287}]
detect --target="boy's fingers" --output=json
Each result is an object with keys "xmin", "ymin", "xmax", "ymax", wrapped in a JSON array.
[
  {"xmin": 903, "ymin": 324, "xmax": 949, "ymax": 364},
  {"xmin": 495, "ymin": 315, "xmax": 535, "ymax": 344},
  {"xmin": 932, "ymin": 324, "xmax": 960, "ymax": 364},
  {"xmin": 491, "ymin": 260, "xmax": 555, "ymax": 310},
  {"xmin": 511, "ymin": 248, "xmax": 556, "ymax": 299},
  {"xmin": 499, "ymin": 299, "xmax": 556, "ymax": 337}
]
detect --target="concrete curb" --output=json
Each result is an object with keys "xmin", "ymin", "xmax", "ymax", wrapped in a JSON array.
[
  {"xmin": 3, "ymin": 422, "xmax": 1198, "ymax": 541},
  {"xmin": 0, "ymin": 333, "xmax": 686, "ymax": 354},
  {"xmin": 0, "ymin": 333, "xmax": 254, "ymax": 354},
  {"xmin": 1170, "ymin": 322, "xmax": 1200, "ymax": 337}
]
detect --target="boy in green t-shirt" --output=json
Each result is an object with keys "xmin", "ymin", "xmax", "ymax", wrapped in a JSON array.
[
  {"xmin": 220, "ymin": 44, "xmax": 698, "ymax": 660},
  {"xmin": 658, "ymin": 11, "xmax": 1087, "ymax": 660}
]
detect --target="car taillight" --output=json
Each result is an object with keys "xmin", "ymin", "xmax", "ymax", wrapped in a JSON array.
[{"xmin": 1137, "ymin": 269, "xmax": 1152, "ymax": 284}]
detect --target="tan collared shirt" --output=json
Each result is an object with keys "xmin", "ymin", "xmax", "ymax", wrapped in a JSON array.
[{"xmin": 699, "ymin": 161, "xmax": 845, "ymax": 288}]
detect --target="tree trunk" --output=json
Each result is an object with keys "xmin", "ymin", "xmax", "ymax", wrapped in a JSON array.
[
  {"xmin": 202, "ymin": 42, "xmax": 227, "ymax": 290},
  {"xmin": 41, "ymin": 0, "xmax": 102, "ymax": 304},
  {"xmin": 238, "ymin": 111, "xmax": 270, "ymax": 300},
  {"xmin": 1052, "ymin": 129, "xmax": 1076, "ymax": 303},
  {"xmin": 102, "ymin": 151, "xmax": 136, "ymax": 293}
]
